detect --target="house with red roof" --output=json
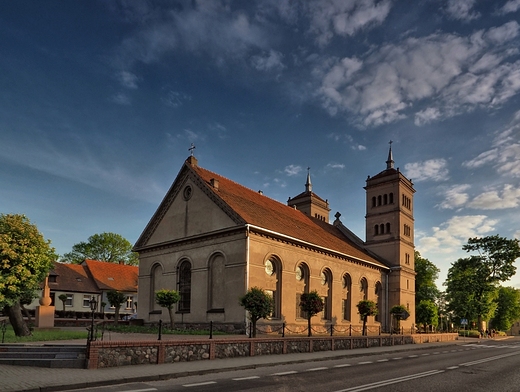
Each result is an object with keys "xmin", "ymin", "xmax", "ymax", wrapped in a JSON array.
[
  {"xmin": 134, "ymin": 148, "xmax": 416, "ymax": 333},
  {"xmin": 28, "ymin": 260, "xmax": 138, "ymax": 317}
]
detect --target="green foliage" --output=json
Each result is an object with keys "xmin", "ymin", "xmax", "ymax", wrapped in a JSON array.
[
  {"xmin": 414, "ymin": 251, "xmax": 440, "ymax": 304},
  {"xmin": 155, "ymin": 289, "xmax": 181, "ymax": 310},
  {"xmin": 416, "ymin": 300, "xmax": 439, "ymax": 331},
  {"xmin": 240, "ymin": 287, "xmax": 274, "ymax": 322},
  {"xmin": 491, "ymin": 287, "xmax": 520, "ymax": 331},
  {"xmin": 357, "ymin": 300, "xmax": 378, "ymax": 336},
  {"xmin": 358, "ymin": 300, "xmax": 378, "ymax": 318},
  {"xmin": 60, "ymin": 232, "xmax": 139, "ymax": 265},
  {"xmin": 299, "ymin": 291, "xmax": 324, "ymax": 318},
  {"xmin": 155, "ymin": 289, "xmax": 181, "ymax": 329},
  {"xmin": 445, "ymin": 235, "xmax": 519, "ymax": 327},
  {"xmin": 58, "ymin": 294, "xmax": 68, "ymax": 312},
  {"xmin": 0, "ymin": 214, "xmax": 57, "ymax": 307},
  {"xmin": 107, "ymin": 290, "xmax": 125, "ymax": 308}
]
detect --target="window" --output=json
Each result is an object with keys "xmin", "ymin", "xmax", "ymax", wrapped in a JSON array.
[
  {"xmin": 178, "ymin": 260, "xmax": 192, "ymax": 312},
  {"xmin": 360, "ymin": 278, "xmax": 368, "ymax": 300},
  {"xmin": 209, "ymin": 254, "xmax": 225, "ymax": 310},
  {"xmin": 402, "ymin": 194, "xmax": 411, "ymax": 209},
  {"xmin": 404, "ymin": 224, "xmax": 411, "ymax": 237},
  {"xmin": 386, "ymin": 223, "xmax": 391, "ymax": 233},
  {"xmin": 343, "ymin": 274, "xmax": 352, "ymax": 321},
  {"xmin": 66, "ymin": 294, "xmax": 73, "ymax": 307},
  {"xmin": 405, "ymin": 253, "xmax": 411, "ymax": 265},
  {"xmin": 380, "ymin": 224, "xmax": 384, "ymax": 234},
  {"xmin": 375, "ymin": 282, "xmax": 382, "ymax": 322},
  {"xmin": 377, "ymin": 195, "xmax": 382, "ymax": 206},
  {"xmin": 389, "ymin": 193, "xmax": 394, "ymax": 204},
  {"xmin": 383, "ymin": 194, "xmax": 388, "ymax": 205},
  {"xmin": 49, "ymin": 275, "xmax": 57, "ymax": 283},
  {"xmin": 266, "ymin": 290, "xmax": 276, "ymax": 318},
  {"xmin": 83, "ymin": 295, "xmax": 91, "ymax": 308},
  {"xmin": 372, "ymin": 197, "xmax": 376, "ymax": 207},
  {"xmin": 296, "ymin": 293, "xmax": 306, "ymax": 319},
  {"xmin": 150, "ymin": 263, "xmax": 163, "ymax": 311},
  {"xmin": 374, "ymin": 225, "xmax": 379, "ymax": 235},
  {"xmin": 126, "ymin": 296, "xmax": 133, "ymax": 310}
]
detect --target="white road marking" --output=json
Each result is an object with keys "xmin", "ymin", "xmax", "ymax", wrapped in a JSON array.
[
  {"xmin": 272, "ymin": 371, "xmax": 298, "ymax": 376},
  {"xmin": 377, "ymin": 359, "xmax": 389, "ymax": 362},
  {"xmin": 233, "ymin": 376, "xmax": 260, "ymax": 381},
  {"xmin": 334, "ymin": 363, "xmax": 352, "ymax": 368},
  {"xmin": 358, "ymin": 361, "xmax": 372, "ymax": 364},
  {"xmin": 183, "ymin": 381, "xmax": 217, "ymax": 387},
  {"xmin": 307, "ymin": 367, "xmax": 328, "ymax": 371}
]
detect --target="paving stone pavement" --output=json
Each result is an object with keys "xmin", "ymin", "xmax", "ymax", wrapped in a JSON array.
[{"xmin": 0, "ymin": 332, "xmax": 469, "ymax": 392}]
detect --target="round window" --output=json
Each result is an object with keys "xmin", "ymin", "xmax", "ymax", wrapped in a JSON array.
[
  {"xmin": 183, "ymin": 185, "xmax": 193, "ymax": 200},
  {"xmin": 265, "ymin": 260, "xmax": 274, "ymax": 276}
]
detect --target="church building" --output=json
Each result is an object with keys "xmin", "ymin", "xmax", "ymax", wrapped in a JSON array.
[{"xmin": 134, "ymin": 146, "xmax": 416, "ymax": 333}]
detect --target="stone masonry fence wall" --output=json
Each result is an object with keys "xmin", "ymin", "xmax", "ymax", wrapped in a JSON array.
[{"xmin": 87, "ymin": 333, "xmax": 458, "ymax": 369}]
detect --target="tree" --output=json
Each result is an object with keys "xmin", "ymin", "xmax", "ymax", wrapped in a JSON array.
[
  {"xmin": 155, "ymin": 289, "xmax": 180, "ymax": 329},
  {"xmin": 239, "ymin": 287, "xmax": 274, "ymax": 338},
  {"xmin": 415, "ymin": 251, "xmax": 440, "ymax": 305},
  {"xmin": 390, "ymin": 304, "xmax": 409, "ymax": 333},
  {"xmin": 357, "ymin": 300, "xmax": 378, "ymax": 336},
  {"xmin": 58, "ymin": 294, "xmax": 68, "ymax": 313},
  {"xmin": 445, "ymin": 235, "xmax": 520, "ymax": 329},
  {"xmin": 106, "ymin": 290, "xmax": 126, "ymax": 325},
  {"xmin": 0, "ymin": 214, "xmax": 57, "ymax": 336},
  {"xmin": 491, "ymin": 287, "xmax": 520, "ymax": 332},
  {"xmin": 416, "ymin": 300, "xmax": 438, "ymax": 332},
  {"xmin": 299, "ymin": 291, "xmax": 324, "ymax": 337},
  {"xmin": 60, "ymin": 232, "xmax": 138, "ymax": 265}
]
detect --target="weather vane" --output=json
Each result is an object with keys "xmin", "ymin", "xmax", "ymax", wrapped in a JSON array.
[{"xmin": 189, "ymin": 143, "xmax": 196, "ymax": 156}]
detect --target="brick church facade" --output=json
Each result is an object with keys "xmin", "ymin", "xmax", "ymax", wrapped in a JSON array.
[{"xmin": 134, "ymin": 147, "xmax": 416, "ymax": 333}]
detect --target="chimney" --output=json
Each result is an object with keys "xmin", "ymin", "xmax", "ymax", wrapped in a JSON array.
[
  {"xmin": 210, "ymin": 178, "xmax": 219, "ymax": 190},
  {"xmin": 258, "ymin": 190, "xmax": 263, "ymax": 195}
]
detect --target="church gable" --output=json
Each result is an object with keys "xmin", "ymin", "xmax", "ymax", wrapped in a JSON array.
[{"xmin": 134, "ymin": 160, "xmax": 243, "ymax": 249}]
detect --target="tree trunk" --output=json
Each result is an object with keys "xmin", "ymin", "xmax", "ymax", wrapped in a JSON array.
[
  {"xmin": 362, "ymin": 316, "xmax": 367, "ymax": 336},
  {"xmin": 307, "ymin": 316, "xmax": 312, "ymax": 337},
  {"xmin": 252, "ymin": 318, "xmax": 257, "ymax": 338},
  {"xmin": 168, "ymin": 307, "xmax": 175, "ymax": 330},
  {"xmin": 4, "ymin": 301, "xmax": 31, "ymax": 337},
  {"xmin": 114, "ymin": 306, "xmax": 120, "ymax": 325}
]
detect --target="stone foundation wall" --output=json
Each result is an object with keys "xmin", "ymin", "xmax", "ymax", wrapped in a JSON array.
[{"xmin": 87, "ymin": 333, "xmax": 458, "ymax": 369}]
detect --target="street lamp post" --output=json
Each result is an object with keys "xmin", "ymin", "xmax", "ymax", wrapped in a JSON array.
[{"xmin": 89, "ymin": 296, "xmax": 97, "ymax": 342}]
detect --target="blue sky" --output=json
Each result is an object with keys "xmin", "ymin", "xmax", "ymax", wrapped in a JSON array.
[{"xmin": 2, "ymin": 0, "xmax": 520, "ymax": 289}]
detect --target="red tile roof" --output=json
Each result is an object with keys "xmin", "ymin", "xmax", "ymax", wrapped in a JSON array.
[
  {"xmin": 190, "ymin": 163, "xmax": 387, "ymax": 268},
  {"xmin": 48, "ymin": 262, "xmax": 99, "ymax": 294},
  {"xmin": 84, "ymin": 259, "xmax": 138, "ymax": 292}
]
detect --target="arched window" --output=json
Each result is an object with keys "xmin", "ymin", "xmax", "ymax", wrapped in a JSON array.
[
  {"xmin": 296, "ymin": 263, "xmax": 309, "ymax": 319},
  {"xmin": 321, "ymin": 269, "xmax": 332, "ymax": 320},
  {"xmin": 342, "ymin": 274, "xmax": 352, "ymax": 321},
  {"xmin": 386, "ymin": 223, "xmax": 391, "ymax": 233},
  {"xmin": 383, "ymin": 194, "xmax": 388, "ymax": 205},
  {"xmin": 178, "ymin": 260, "xmax": 191, "ymax": 312},
  {"xmin": 360, "ymin": 278, "xmax": 368, "ymax": 300},
  {"xmin": 380, "ymin": 223, "xmax": 385, "ymax": 234},
  {"xmin": 372, "ymin": 197, "xmax": 376, "ymax": 207},
  {"xmin": 374, "ymin": 225, "xmax": 379, "ymax": 235},
  {"xmin": 150, "ymin": 263, "xmax": 163, "ymax": 311},
  {"xmin": 209, "ymin": 254, "xmax": 225, "ymax": 310},
  {"xmin": 265, "ymin": 257, "xmax": 282, "ymax": 318},
  {"xmin": 377, "ymin": 195, "xmax": 382, "ymax": 206},
  {"xmin": 389, "ymin": 193, "xmax": 394, "ymax": 204}
]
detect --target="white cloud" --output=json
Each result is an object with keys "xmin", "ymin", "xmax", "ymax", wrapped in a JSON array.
[
  {"xmin": 414, "ymin": 107, "xmax": 441, "ymax": 126},
  {"xmin": 417, "ymin": 215, "xmax": 497, "ymax": 254},
  {"xmin": 284, "ymin": 164, "xmax": 303, "ymax": 176},
  {"xmin": 500, "ymin": 0, "xmax": 520, "ymax": 14},
  {"xmin": 118, "ymin": 71, "xmax": 139, "ymax": 89},
  {"xmin": 468, "ymin": 184, "xmax": 520, "ymax": 209},
  {"xmin": 445, "ymin": 0, "xmax": 480, "ymax": 21},
  {"xmin": 438, "ymin": 184, "xmax": 471, "ymax": 210},
  {"xmin": 111, "ymin": 92, "xmax": 131, "ymax": 105},
  {"xmin": 162, "ymin": 91, "xmax": 192, "ymax": 108},
  {"xmin": 463, "ymin": 115, "xmax": 520, "ymax": 178},
  {"xmin": 404, "ymin": 159, "xmax": 449, "ymax": 182},
  {"xmin": 315, "ymin": 21, "xmax": 520, "ymax": 126},
  {"xmin": 326, "ymin": 163, "xmax": 345, "ymax": 169},
  {"xmin": 251, "ymin": 50, "xmax": 285, "ymax": 72},
  {"xmin": 308, "ymin": 0, "xmax": 392, "ymax": 46}
]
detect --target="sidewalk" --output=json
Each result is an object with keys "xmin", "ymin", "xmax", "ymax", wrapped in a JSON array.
[{"xmin": 0, "ymin": 332, "xmax": 468, "ymax": 392}]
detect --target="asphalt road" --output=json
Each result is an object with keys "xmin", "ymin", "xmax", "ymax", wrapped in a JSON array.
[{"xmin": 64, "ymin": 338, "xmax": 520, "ymax": 392}]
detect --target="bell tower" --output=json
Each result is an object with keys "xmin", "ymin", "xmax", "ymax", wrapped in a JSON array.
[
  {"xmin": 364, "ymin": 143, "xmax": 416, "ymax": 328},
  {"xmin": 287, "ymin": 168, "xmax": 330, "ymax": 222}
]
